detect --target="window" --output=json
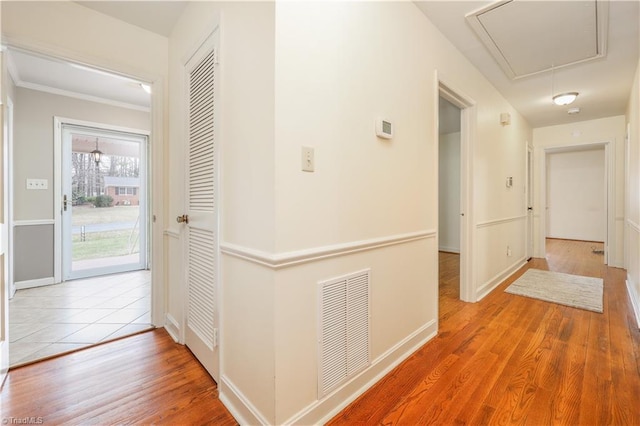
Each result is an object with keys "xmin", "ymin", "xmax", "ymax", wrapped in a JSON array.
[{"xmin": 116, "ymin": 187, "xmax": 137, "ymax": 195}]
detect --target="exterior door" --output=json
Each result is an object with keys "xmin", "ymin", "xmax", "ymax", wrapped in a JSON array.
[
  {"xmin": 180, "ymin": 30, "xmax": 219, "ymax": 380},
  {"xmin": 61, "ymin": 123, "xmax": 148, "ymax": 281}
]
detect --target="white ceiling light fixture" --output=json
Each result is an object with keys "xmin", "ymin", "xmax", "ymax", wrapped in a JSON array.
[{"xmin": 553, "ymin": 92, "xmax": 579, "ymax": 106}]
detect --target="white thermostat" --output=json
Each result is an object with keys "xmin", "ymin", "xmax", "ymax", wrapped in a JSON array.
[{"xmin": 375, "ymin": 118, "xmax": 393, "ymax": 139}]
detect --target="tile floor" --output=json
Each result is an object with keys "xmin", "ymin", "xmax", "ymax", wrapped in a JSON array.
[{"xmin": 9, "ymin": 270, "xmax": 152, "ymax": 366}]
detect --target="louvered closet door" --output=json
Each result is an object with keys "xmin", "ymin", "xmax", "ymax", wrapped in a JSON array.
[{"xmin": 184, "ymin": 32, "xmax": 219, "ymax": 381}]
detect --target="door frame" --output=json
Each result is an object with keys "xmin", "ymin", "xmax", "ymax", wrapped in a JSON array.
[
  {"xmin": 5, "ymin": 96, "xmax": 14, "ymax": 299},
  {"xmin": 438, "ymin": 76, "xmax": 477, "ymax": 302},
  {"xmin": 539, "ymin": 141, "xmax": 613, "ymax": 264},
  {"xmin": 56, "ymin": 119, "xmax": 150, "ymax": 280},
  {"xmin": 526, "ymin": 144, "xmax": 534, "ymax": 260},
  {"xmin": 1, "ymin": 49, "xmax": 10, "ymax": 386}
]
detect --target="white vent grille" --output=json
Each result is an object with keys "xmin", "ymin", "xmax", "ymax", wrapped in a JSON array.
[{"xmin": 318, "ymin": 269, "xmax": 370, "ymax": 398}]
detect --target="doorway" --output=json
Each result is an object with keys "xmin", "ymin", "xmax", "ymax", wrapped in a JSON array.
[
  {"xmin": 438, "ymin": 79, "xmax": 476, "ymax": 303},
  {"xmin": 541, "ymin": 143, "xmax": 610, "ymax": 264},
  {"xmin": 438, "ymin": 96, "xmax": 462, "ymax": 305},
  {"xmin": 4, "ymin": 47, "xmax": 157, "ymax": 366},
  {"xmin": 60, "ymin": 122, "xmax": 149, "ymax": 280}
]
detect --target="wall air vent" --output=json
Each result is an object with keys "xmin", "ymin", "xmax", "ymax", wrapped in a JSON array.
[
  {"xmin": 466, "ymin": 0, "xmax": 608, "ymax": 79},
  {"xmin": 318, "ymin": 269, "xmax": 370, "ymax": 398}
]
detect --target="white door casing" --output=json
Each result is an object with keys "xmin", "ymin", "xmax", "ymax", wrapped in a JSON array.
[
  {"xmin": 526, "ymin": 146, "xmax": 534, "ymax": 259},
  {"xmin": 181, "ymin": 29, "xmax": 220, "ymax": 380},
  {"xmin": 0, "ymin": 50, "xmax": 8, "ymax": 386},
  {"xmin": 540, "ymin": 142, "xmax": 614, "ymax": 264}
]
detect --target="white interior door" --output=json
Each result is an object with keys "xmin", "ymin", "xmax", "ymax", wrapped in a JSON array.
[{"xmin": 181, "ymin": 30, "xmax": 219, "ymax": 380}]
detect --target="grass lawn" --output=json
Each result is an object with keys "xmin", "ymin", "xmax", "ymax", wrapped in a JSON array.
[
  {"xmin": 73, "ymin": 230, "xmax": 140, "ymax": 261},
  {"xmin": 72, "ymin": 205, "xmax": 140, "ymax": 226}
]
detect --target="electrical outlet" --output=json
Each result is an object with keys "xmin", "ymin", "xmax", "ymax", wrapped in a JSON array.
[{"xmin": 507, "ymin": 246, "xmax": 512, "ymax": 257}]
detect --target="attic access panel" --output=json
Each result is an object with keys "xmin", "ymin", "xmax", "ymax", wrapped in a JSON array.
[{"xmin": 466, "ymin": 0, "xmax": 608, "ymax": 79}]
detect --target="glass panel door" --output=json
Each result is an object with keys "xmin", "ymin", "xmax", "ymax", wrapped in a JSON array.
[{"xmin": 62, "ymin": 124, "xmax": 148, "ymax": 280}]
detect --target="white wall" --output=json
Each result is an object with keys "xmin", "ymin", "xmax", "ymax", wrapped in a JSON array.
[
  {"xmin": 439, "ymin": 132, "xmax": 461, "ymax": 252},
  {"xmin": 546, "ymin": 148, "xmax": 605, "ymax": 242},
  {"xmin": 533, "ymin": 116, "xmax": 626, "ymax": 266},
  {"xmin": 626, "ymin": 59, "xmax": 640, "ymax": 328}
]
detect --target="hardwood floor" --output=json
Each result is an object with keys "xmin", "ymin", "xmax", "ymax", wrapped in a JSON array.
[
  {"xmin": 1, "ymin": 329, "xmax": 237, "ymax": 425},
  {"xmin": 329, "ymin": 239, "xmax": 640, "ymax": 425},
  {"xmin": 3, "ymin": 239, "xmax": 638, "ymax": 425}
]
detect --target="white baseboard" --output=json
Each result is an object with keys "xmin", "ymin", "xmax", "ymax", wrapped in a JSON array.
[
  {"xmin": 219, "ymin": 375, "xmax": 270, "ymax": 426},
  {"xmin": 164, "ymin": 313, "xmax": 181, "ymax": 343},
  {"xmin": 476, "ymin": 257, "xmax": 526, "ymax": 301},
  {"xmin": 286, "ymin": 319, "xmax": 438, "ymax": 425},
  {"xmin": 438, "ymin": 246, "xmax": 460, "ymax": 254},
  {"xmin": 626, "ymin": 278, "xmax": 640, "ymax": 329},
  {"xmin": 216, "ymin": 320, "xmax": 437, "ymax": 426},
  {"xmin": 14, "ymin": 277, "xmax": 56, "ymax": 290}
]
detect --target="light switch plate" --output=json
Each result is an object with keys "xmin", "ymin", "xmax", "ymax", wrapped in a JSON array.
[{"xmin": 301, "ymin": 146, "xmax": 314, "ymax": 172}]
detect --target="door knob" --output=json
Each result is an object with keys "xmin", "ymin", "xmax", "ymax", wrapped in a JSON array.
[{"xmin": 176, "ymin": 214, "xmax": 189, "ymax": 224}]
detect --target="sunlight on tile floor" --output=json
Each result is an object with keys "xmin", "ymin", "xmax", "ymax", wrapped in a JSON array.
[{"xmin": 9, "ymin": 270, "xmax": 152, "ymax": 366}]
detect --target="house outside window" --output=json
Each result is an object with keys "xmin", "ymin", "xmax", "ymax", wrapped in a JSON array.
[{"xmin": 103, "ymin": 176, "xmax": 141, "ymax": 206}]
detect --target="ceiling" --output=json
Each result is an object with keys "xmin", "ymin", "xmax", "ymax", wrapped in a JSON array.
[
  {"xmin": 416, "ymin": 0, "xmax": 640, "ymax": 127},
  {"xmin": 75, "ymin": 1, "xmax": 187, "ymax": 37},
  {"xmin": 4, "ymin": 1, "xmax": 185, "ymax": 112},
  {"xmin": 5, "ymin": 1, "xmax": 639, "ymax": 129},
  {"xmin": 6, "ymin": 48, "xmax": 151, "ymax": 110}
]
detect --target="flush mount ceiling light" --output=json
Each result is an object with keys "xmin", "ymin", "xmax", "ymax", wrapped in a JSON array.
[{"xmin": 553, "ymin": 92, "xmax": 579, "ymax": 106}]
